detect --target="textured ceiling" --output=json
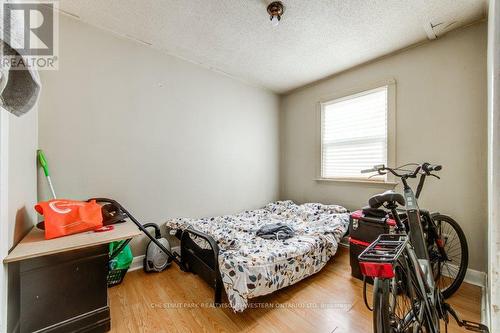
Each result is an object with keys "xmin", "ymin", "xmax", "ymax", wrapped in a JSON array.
[{"xmin": 58, "ymin": 0, "xmax": 487, "ymax": 93}]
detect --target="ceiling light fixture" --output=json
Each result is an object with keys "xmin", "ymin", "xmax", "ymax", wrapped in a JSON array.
[{"xmin": 267, "ymin": 1, "xmax": 285, "ymax": 27}]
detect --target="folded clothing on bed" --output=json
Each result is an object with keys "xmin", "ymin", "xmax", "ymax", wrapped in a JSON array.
[
  {"xmin": 165, "ymin": 200, "xmax": 349, "ymax": 311},
  {"xmin": 256, "ymin": 223, "xmax": 295, "ymax": 240}
]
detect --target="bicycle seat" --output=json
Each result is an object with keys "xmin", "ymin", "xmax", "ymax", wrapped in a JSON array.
[{"xmin": 369, "ymin": 190, "xmax": 405, "ymax": 208}]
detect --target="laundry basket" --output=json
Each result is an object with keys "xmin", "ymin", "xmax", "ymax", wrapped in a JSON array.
[{"xmin": 107, "ymin": 240, "xmax": 133, "ymax": 287}]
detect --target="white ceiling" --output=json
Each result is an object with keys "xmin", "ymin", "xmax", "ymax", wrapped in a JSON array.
[{"xmin": 59, "ymin": 0, "xmax": 487, "ymax": 93}]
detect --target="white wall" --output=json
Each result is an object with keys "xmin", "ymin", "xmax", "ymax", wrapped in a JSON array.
[
  {"xmin": 0, "ymin": 106, "xmax": 38, "ymax": 333},
  {"xmin": 0, "ymin": 111, "xmax": 8, "ymax": 333},
  {"xmin": 280, "ymin": 22, "xmax": 487, "ymax": 272},
  {"xmin": 38, "ymin": 15, "xmax": 280, "ymax": 254},
  {"xmin": 7, "ymin": 108, "xmax": 38, "ymax": 250},
  {"xmin": 487, "ymin": 0, "xmax": 500, "ymax": 329}
]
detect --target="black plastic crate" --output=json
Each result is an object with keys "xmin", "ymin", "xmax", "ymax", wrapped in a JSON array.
[{"xmin": 107, "ymin": 268, "xmax": 128, "ymax": 287}]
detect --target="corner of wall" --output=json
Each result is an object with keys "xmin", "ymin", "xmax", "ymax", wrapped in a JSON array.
[{"xmin": 278, "ymin": 94, "xmax": 286, "ymax": 200}]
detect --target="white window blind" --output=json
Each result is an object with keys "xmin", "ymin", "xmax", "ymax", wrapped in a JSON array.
[{"xmin": 321, "ymin": 86, "xmax": 388, "ymax": 180}]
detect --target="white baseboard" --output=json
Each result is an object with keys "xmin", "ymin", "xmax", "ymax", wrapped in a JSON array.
[
  {"xmin": 129, "ymin": 255, "xmax": 145, "ymax": 272},
  {"xmin": 129, "ymin": 246, "xmax": 180, "ymax": 272},
  {"xmin": 463, "ymin": 268, "xmax": 487, "ymax": 288},
  {"xmin": 482, "ymin": 284, "xmax": 490, "ymax": 327}
]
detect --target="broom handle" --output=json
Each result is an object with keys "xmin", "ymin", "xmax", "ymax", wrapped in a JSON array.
[{"xmin": 37, "ymin": 149, "xmax": 57, "ymax": 199}]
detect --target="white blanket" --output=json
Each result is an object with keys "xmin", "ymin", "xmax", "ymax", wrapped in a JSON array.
[{"xmin": 165, "ymin": 200, "xmax": 350, "ymax": 311}]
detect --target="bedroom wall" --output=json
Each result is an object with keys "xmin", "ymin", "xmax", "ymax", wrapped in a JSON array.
[
  {"xmin": 0, "ymin": 106, "xmax": 38, "ymax": 333},
  {"xmin": 280, "ymin": 22, "xmax": 488, "ymax": 272},
  {"xmin": 38, "ymin": 15, "xmax": 280, "ymax": 255}
]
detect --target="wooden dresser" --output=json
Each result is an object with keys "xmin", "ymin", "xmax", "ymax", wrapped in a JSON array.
[{"xmin": 4, "ymin": 221, "xmax": 141, "ymax": 333}]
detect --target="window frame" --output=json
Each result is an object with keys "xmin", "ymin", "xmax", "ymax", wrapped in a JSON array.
[{"xmin": 315, "ymin": 79, "xmax": 397, "ymax": 185}]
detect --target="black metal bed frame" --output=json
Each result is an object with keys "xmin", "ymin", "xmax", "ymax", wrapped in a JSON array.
[{"xmin": 177, "ymin": 228, "xmax": 223, "ymax": 305}]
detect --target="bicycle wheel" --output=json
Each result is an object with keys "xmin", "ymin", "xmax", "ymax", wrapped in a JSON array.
[
  {"xmin": 373, "ymin": 278, "xmax": 391, "ymax": 333},
  {"xmin": 373, "ymin": 261, "xmax": 420, "ymax": 332},
  {"xmin": 429, "ymin": 214, "xmax": 468, "ymax": 298}
]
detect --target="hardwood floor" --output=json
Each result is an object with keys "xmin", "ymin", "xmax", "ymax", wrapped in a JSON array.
[{"xmin": 108, "ymin": 247, "xmax": 482, "ymax": 332}]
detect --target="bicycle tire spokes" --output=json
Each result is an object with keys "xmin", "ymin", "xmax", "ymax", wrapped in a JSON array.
[{"xmin": 430, "ymin": 215, "xmax": 468, "ymax": 298}]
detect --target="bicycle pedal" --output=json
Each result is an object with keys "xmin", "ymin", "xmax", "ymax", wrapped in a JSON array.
[{"xmin": 461, "ymin": 320, "xmax": 489, "ymax": 333}]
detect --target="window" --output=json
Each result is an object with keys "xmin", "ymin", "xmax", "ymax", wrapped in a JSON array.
[{"xmin": 320, "ymin": 85, "xmax": 393, "ymax": 181}]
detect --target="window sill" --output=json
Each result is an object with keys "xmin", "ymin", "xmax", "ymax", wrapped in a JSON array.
[{"xmin": 315, "ymin": 178, "xmax": 398, "ymax": 187}]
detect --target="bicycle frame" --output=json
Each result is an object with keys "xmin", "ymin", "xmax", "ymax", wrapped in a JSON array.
[
  {"xmin": 361, "ymin": 166, "xmax": 441, "ymax": 332},
  {"xmin": 401, "ymin": 172, "xmax": 451, "ymax": 271},
  {"xmin": 399, "ymin": 179, "xmax": 440, "ymax": 332}
]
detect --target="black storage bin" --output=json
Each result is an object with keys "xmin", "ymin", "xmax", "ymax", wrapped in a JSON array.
[{"xmin": 349, "ymin": 209, "xmax": 396, "ymax": 282}]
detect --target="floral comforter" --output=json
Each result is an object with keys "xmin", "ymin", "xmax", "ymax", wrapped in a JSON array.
[{"xmin": 165, "ymin": 200, "xmax": 350, "ymax": 312}]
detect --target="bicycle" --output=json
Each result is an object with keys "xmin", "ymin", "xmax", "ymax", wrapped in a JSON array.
[
  {"xmin": 358, "ymin": 163, "xmax": 488, "ymax": 333},
  {"xmin": 384, "ymin": 163, "xmax": 468, "ymax": 298}
]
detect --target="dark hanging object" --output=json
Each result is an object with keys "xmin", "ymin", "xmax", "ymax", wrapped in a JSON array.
[{"xmin": 0, "ymin": 41, "xmax": 41, "ymax": 116}]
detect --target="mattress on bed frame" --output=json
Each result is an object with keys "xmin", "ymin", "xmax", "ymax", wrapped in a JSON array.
[{"xmin": 165, "ymin": 200, "xmax": 350, "ymax": 312}]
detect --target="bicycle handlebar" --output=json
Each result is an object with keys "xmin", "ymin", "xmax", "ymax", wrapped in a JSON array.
[
  {"xmin": 421, "ymin": 162, "xmax": 442, "ymax": 174},
  {"xmin": 361, "ymin": 164, "xmax": 384, "ymax": 174},
  {"xmin": 361, "ymin": 162, "xmax": 442, "ymax": 179}
]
